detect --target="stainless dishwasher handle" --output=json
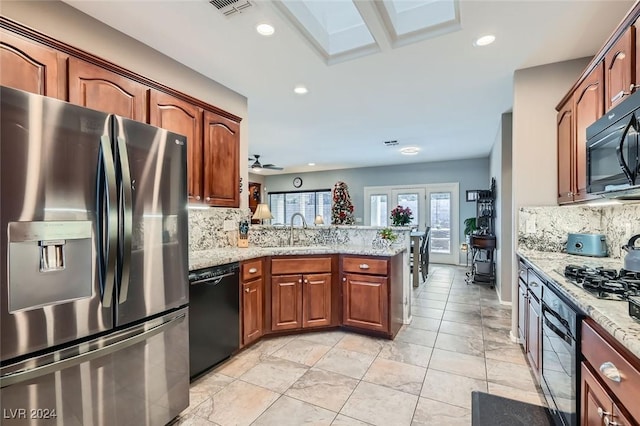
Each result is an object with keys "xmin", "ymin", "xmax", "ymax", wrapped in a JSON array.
[{"xmin": 190, "ymin": 271, "xmax": 237, "ymax": 286}]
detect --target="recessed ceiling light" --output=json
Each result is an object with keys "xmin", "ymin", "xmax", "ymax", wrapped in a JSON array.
[
  {"xmin": 256, "ymin": 23, "xmax": 275, "ymax": 36},
  {"xmin": 308, "ymin": 162, "xmax": 316, "ymax": 166},
  {"xmin": 294, "ymin": 85, "xmax": 308, "ymax": 95},
  {"xmin": 474, "ymin": 34, "xmax": 495, "ymax": 47},
  {"xmin": 399, "ymin": 147, "xmax": 420, "ymax": 155}
]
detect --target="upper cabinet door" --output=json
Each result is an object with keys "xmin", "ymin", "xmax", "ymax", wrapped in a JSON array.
[
  {"xmin": 150, "ymin": 90, "xmax": 203, "ymax": 203},
  {"xmin": 557, "ymin": 101, "xmax": 574, "ymax": 204},
  {"xmin": 605, "ymin": 26, "xmax": 636, "ymax": 111},
  {"xmin": 203, "ymin": 110, "xmax": 240, "ymax": 207},
  {"xmin": 0, "ymin": 31, "xmax": 65, "ymax": 100},
  {"xmin": 573, "ymin": 62, "xmax": 604, "ymax": 201},
  {"xmin": 68, "ymin": 57, "xmax": 148, "ymax": 122}
]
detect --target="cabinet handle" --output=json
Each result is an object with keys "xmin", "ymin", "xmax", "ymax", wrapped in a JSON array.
[
  {"xmin": 248, "ymin": 268, "xmax": 258, "ymax": 274},
  {"xmin": 195, "ymin": 195, "xmax": 201, "ymax": 201},
  {"xmin": 205, "ymin": 196, "xmax": 211, "ymax": 201},
  {"xmin": 599, "ymin": 361, "xmax": 622, "ymax": 382},
  {"xmin": 611, "ymin": 90, "xmax": 626, "ymax": 103},
  {"xmin": 604, "ymin": 417, "xmax": 619, "ymax": 426},
  {"xmin": 343, "ymin": 277, "xmax": 346, "ymax": 282},
  {"xmin": 359, "ymin": 264, "xmax": 370, "ymax": 270},
  {"xmin": 298, "ymin": 279, "xmax": 302, "ymax": 283},
  {"xmin": 598, "ymin": 407, "xmax": 612, "ymax": 418},
  {"xmin": 244, "ymin": 288, "xmax": 250, "ymax": 293},
  {"xmin": 304, "ymin": 279, "xmax": 308, "ymax": 283}
]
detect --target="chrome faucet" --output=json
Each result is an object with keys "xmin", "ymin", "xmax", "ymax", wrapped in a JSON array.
[{"xmin": 289, "ymin": 213, "xmax": 308, "ymax": 245}]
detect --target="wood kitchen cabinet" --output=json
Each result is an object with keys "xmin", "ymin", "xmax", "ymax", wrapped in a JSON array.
[
  {"xmin": 605, "ymin": 26, "xmax": 636, "ymax": 111},
  {"xmin": 68, "ymin": 57, "xmax": 148, "ymax": 122},
  {"xmin": 343, "ymin": 273, "xmax": 388, "ymax": 333},
  {"xmin": 341, "ymin": 255, "xmax": 402, "ymax": 338},
  {"xmin": 517, "ymin": 262, "xmax": 528, "ymax": 343},
  {"xmin": 270, "ymin": 257, "xmax": 333, "ymax": 332},
  {"xmin": 0, "ymin": 30, "xmax": 65, "ymax": 100},
  {"xmin": 241, "ymin": 259, "xmax": 263, "ymax": 347},
  {"xmin": 581, "ymin": 363, "xmax": 634, "ymax": 426},
  {"xmin": 526, "ymin": 294, "xmax": 541, "ymax": 374},
  {"xmin": 526, "ymin": 269, "xmax": 543, "ymax": 377},
  {"xmin": 517, "ymin": 257, "xmax": 542, "ymax": 377},
  {"xmin": 573, "ymin": 63, "xmax": 604, "ymax": 202},
  {"xmin": 150, "ymin": 90, "xmax": 203, "ymax": 204},
  {"xmin": 581, "ymin": 319, "xmax": 640, "ymax": 425},
  {"xmin": 557, "ymin": 63, "xmax": 603, "ymax": 204},
  {"xmin": 0, "ymin": 18, "xmax": 243, "ymax": 208},
  {"xmin": 203, "ymin": 110, "xmax": 240, "ymax": 207},
  {"xmin": 557, "ymin": 100, "xmax": 574, "ymax": 204}
]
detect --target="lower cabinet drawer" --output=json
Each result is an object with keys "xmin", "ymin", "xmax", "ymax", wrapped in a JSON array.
[
  {"xmin": 581, "ymin": 320, "xmax": 640, "ymax": 422},
  {"xmin": 342, "ymin": 256, "xmax": 387, "ymax": 275},
  {"xmin": 271, "ymin": 257, "xmax": 332, "ymax": 275},
  {"xmin": 242, "ymin": 259, "xmax": 263, "ymax": 281}
]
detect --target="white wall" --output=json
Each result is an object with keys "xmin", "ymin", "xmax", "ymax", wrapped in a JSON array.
[
  {"xmin": 510, "ymin": 58, "xmax": 590, "ymax": 337},
  {"xmin": 2, "ymin": 0, "xmax": 249, "ymax": 208},
  {"xmin": 264, "ymin": 158, "xmax": 490, "ymax": 264},
  {"xmin": 490, "ymin": 112, "xmax": 513, "ymax": 303}
]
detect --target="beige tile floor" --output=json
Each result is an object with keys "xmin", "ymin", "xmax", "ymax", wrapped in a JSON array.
[{"xmin": 173, "ymin": 265, "xmax": 545, "ymax": 426}]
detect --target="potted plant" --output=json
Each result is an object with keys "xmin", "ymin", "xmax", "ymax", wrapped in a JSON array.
[
  {"xmin": 464, "ymin": 217, "xmax": 477, "ymax": 240},
  {"xmin": 390, "ymin": 205, "xmax": 413, "ymax": 226},
  {"xmin": 379, "ymin": 228, "xmax": 398, "ymax": 242}
]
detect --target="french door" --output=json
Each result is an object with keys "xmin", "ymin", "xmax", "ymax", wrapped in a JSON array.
[
  {"xmin": 425, "ymin": 183, "xmax": 458, "ymax": 265},
  {"xmin": 365, "ymin": 183, "xmax": 459, "ymax": 265}
]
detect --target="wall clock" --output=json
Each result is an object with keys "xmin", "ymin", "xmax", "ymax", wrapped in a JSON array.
[{"xmin": 293, "ymin": 177, "xmax": 303, "ymax": 188}]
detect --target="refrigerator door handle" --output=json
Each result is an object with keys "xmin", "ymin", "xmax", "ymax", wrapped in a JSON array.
[
  {"xmin": 116, "ymin": 132, "xmax": 133, "ymax": 304},
  {"xmin": 98, "ymin": 134, "xmax": 118, "ymax": 308},
  {"xmin": 0, "ymin": 312, "xmax": 186, "ymax": 388}
]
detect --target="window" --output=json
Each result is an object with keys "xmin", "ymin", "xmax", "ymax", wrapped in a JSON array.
[{"xmin": 269, "ymin": 190, "xmax": 331, "ymax": 225}]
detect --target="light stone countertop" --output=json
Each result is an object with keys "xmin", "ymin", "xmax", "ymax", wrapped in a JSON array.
[
  {"xmin": 518, "ymin": 249, "xmax": 640, "ymax": 361},
  {"xmin": 190, "ymin": 245, "xmax": 407, "ymax": 271}
]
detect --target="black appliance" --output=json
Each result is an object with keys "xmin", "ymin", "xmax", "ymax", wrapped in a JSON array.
[
  {"xmin": 189, "ymin": 262, "xmax": 240, "ymax": 379},
  {"xmin": 540, "ymin": 282, "xmax": 584, "ymax": 426},
  {"xmin": 586, "ymin": 89, "xmax": 640, "ymax": 198},
  {"xmin": 563, "ymin": 265, "xmax": 640, "ymax": 301}
]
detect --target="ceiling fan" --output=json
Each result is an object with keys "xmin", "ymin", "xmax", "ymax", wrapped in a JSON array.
[{"xmin": 249, "ymin": 154, "xmax": 283, "ymax": 171}]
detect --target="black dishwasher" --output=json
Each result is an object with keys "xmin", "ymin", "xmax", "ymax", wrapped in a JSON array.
[{"xmin": 189, "ymin": 262, "xmax": 240, "ymax": 379}]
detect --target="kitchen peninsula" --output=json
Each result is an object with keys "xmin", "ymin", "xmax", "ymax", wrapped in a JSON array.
[{"xmin": 189, "ymin": 221, "xmax": 412, "ymax": 349}]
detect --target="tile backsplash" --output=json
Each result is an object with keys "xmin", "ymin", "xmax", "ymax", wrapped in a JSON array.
[
  {"xmin": 188, "ymin": 208, "xmax": 410, "ymax": 252},
  {"xmin": 518, "ymin": 203, "xmax": 640, "ymax": 258},
  {"xmin": 189, "ymin": 208, "xmax": 250, "ymax": 251}
]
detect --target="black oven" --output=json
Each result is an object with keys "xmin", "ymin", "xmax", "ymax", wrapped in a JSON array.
[
  {"xmin": 586, "ymin": 89, "xmax": 640, "ymax": 196},
  {"xmin": 540, "ymin": 283, "xmax": 584, "ymax": 426}
]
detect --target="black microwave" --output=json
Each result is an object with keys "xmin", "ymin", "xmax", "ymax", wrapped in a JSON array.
[{"xmin": 586, "ymin": 90, "xmax": 640, "ymax": 198}]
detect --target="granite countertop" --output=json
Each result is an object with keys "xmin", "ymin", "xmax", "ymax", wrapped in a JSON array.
[
  {"xmin": 517, "ymin": 249, "xmax": 640, "ymax": 361},
  {"xmin": 190, "ymin": 245, "xmax": 407, "ymax": 271}
]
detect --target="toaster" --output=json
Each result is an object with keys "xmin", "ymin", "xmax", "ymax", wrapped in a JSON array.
[{"xmin": 566, "ymin": 233, "xmax": 608, "ymax": 257}]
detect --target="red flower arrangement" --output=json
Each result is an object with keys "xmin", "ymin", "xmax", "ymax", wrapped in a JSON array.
[{"xmin": 390, "ymin": 205, "xmax": 413, "ymax": 226}]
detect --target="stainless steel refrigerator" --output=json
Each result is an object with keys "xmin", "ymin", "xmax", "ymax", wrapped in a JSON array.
[{"xmin": 0, "ymin": 86, "xmax": 189, "ymax": 425}]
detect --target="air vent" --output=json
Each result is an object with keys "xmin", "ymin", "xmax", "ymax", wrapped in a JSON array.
[
  {"xmin": 383, "ymin": 140, "xmax": 399, "ymax": 146},
  {"xmin": 209, "ymin": 0, "xmax": 252, "ymax": 17}
]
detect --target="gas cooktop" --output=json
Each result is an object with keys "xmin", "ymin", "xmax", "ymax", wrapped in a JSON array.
[{"xmin": 563, "ymin": 265, "xmax": 640, "ymax": 301}]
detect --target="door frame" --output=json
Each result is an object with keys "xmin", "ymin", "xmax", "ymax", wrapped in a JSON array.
[{"xmin": 364, "ymin": 183, "xmax": 460, "ymax": 265}]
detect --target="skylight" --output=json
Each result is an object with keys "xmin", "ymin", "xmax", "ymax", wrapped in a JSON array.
[
  {"xmin": 376, "ymin": 0, "xmax": 460, "ymax": 47},
  {"xmin": 273, "ymin": 0, "xmax": 461, "ymax": 64},
  {"xmin": 273, "ymin": 0, "xmax": 378, "ymax": 64}
]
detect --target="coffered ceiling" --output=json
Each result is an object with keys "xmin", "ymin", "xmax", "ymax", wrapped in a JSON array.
[{"xmin": 64, "ymin": 0, "xmax": 634, "ymax": 174}]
